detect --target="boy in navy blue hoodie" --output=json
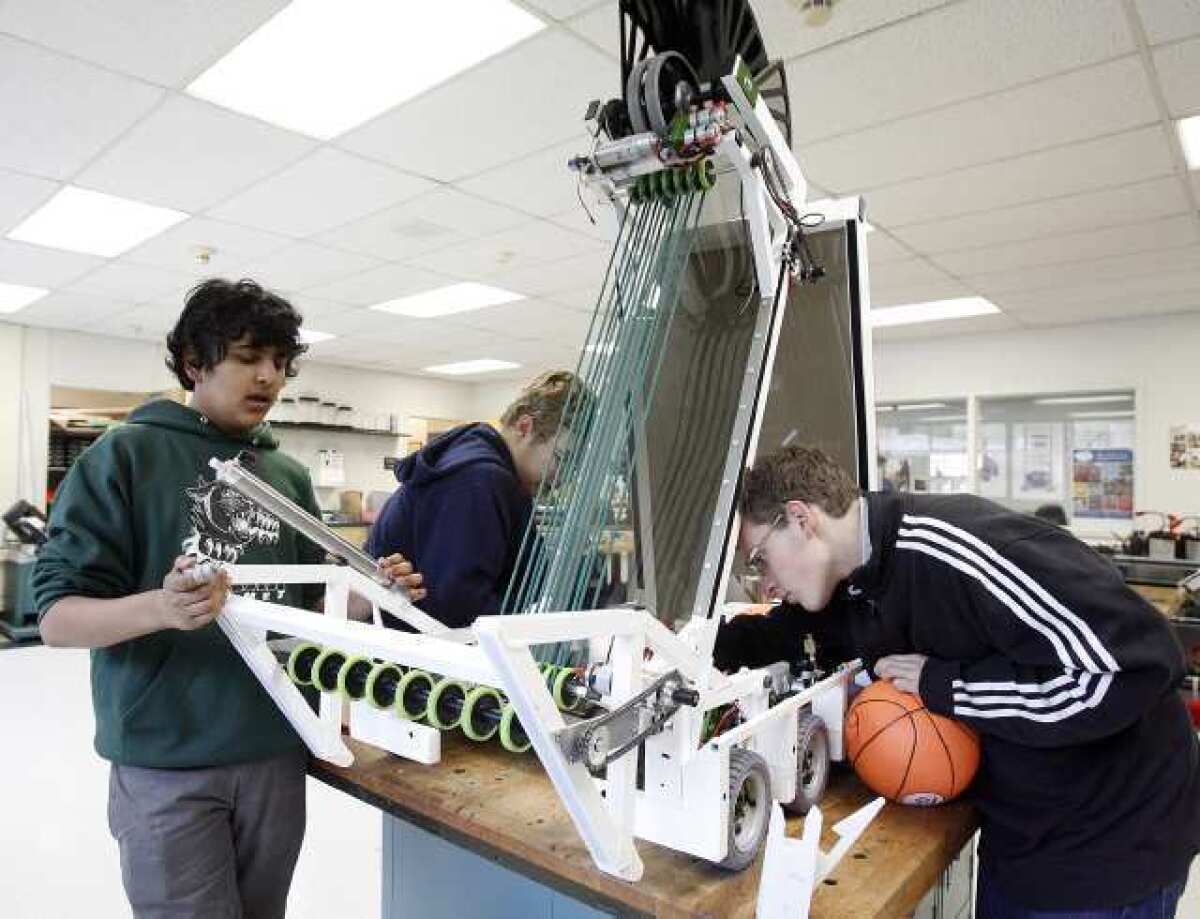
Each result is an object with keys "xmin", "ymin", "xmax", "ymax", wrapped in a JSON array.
[{"xmin": 367, "ymin": 371, "xmax": 584, "ymax": 629}]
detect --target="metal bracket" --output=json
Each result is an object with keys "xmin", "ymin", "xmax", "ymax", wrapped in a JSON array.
[{"xmin": 555, "ymin": 668, "xmax": 695, "ymax": 774}]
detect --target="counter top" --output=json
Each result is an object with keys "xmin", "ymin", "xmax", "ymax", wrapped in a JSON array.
[{"xmin": 311, "ymin": 735, "xmax": 978, "ymax": 918}]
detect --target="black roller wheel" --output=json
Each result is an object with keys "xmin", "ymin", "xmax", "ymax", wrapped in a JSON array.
[
  {"xmin": 619, "ymin": 0, "xmax": 791, "ymax": 146},
  {"xmin": 783, "ymin": 712, "xmax": 829, "ymax": 816},
  {"xmin": 717, "ymin": 747, "xmax": 772, "ymax": 871}
]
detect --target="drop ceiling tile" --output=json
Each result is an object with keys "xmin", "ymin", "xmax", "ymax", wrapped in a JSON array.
[
  {"xmin": 548, "ymin": 284, "xmax": 604, "ymax": 313},
  {"xmin": 562, "ymin": 4, "xmax": 620, "ymax": 57},
  {"xmin": 236, "ymin": 242, "xmax": 381, "ymax": 291},
  {"xmin": 548, "ymin": 203, "xmax": 622, "ymax": 244},
  {"xmin": 892, "ymin": 176, "xmax": 1188, "ymax": 255},
  {"xmin": 89, "ymin": 302, "xmax": 179, "ymax": 340},
  {"xmin": 522, "ymin": 0, "xmax": 601, "ymax": 21},
  {"xmin": 122, "ymin": 217, "xmax": 292, "ymax": 276},
  {"xmin": 407, "ymin": 220, "xmax": 603, "ymax": 279},
  {"xmin": 0, "ymin": 36, "xmax": 165, "ymax": 179},
  {"xmin": 996, "ymin": 270, "xmax": 1200, "ymax": 312},
  {"xmin": 1005, "ymin": 291, "xmax": 1200, "ymax": 326},
  {"xmin": 67, "ymin": 261, "xmax": 195, "ymax": 303},
  {"xmin": 788, "ymin": 0, "xmax": 1132, "ymax": 145},
  {"xmin": 1154, "ymin": 36, "xmax": 1200, "ymax": 118},
  {"xmin": 1134, "ymin": 0, "xmax": 1200, "ymax": 44},
  {"xmin": 870, "ymin": 257, "xmax": 960, "ymax": 292},
  {"xmin": 865, "ymin": 126, "xmax": 1176, "ymax": 227},
  {"xmin": 802, "ymin": 56, "xmax": 1158, "ymax": 194},
  {"xmin": 207, "ymin": 148, "xmax": 434, "ymax": 238},
  {"xmin": 869, "ymin": 280, "xmax": 974, "ymax": 310},
  {"xmin": 75, "ymin": 96, "xmax": 316, "ymax": 212},
  {"xmin": 316, "ymin": 188, "xmax": 528, "ymax": 262},
  {"xmin": 931, "ymin": 214, "xmax": 1200, "ymax": 276},
  {"xmin": 302, "ymin": 263, "xmax": 454, "ymax": 307},
  {"xmin": 872, "ymin": 312, "xmax": 1021, "ymax": 342},
  {"xmin": 0, "ymin": 239, "xmax": 105, "ymax": 288},
  {"xmin": 457, "ymin": 139, "xmax": 590, "ymax": 217},
  {"xmin": 337, "ymin": 30, "xmax": 616, "ymax": 181},
  {"xmin": 278, "ymin": 294, "xmax": 358, "ymax": 326},
  {"xmin": 865, "ymin": 230, "xmax": 914, "ymax": 264},
  {"xmin": 754, "ymin": 0, "xmax": 953, "ymax": 60},
  {"xmin": 488, "ymin": 249, "xmax": 612, "ymax": 298},
  {"xmin": 965, "ymin": 244, "xmax": 1200, "ymax": 296},
  {"xmin": 449, "ymin": 297, "xmax": 592, "ymax": 343},
  {"xmin": 0, "ymin": 1, "xmax": 290, "ymax": 87},
  {"xmin": 0, "ymin": 168, "xmax": 58, "ymax": 235},
  {"xmin": 5, "ymin": 290, "xmax": 127, "ymax": 330}
]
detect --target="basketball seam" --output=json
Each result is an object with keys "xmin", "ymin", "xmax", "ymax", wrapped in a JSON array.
[
  {"xmin": 894, "ymin": 713, "xmax": 919, "ymax": 801},
  {"xmin": 922, "ymin": 709, "xmax": 956, "ymax": 798},
  {"xmin": 848, "ymin": 702, "xmax": 927, "ymax": 769}
]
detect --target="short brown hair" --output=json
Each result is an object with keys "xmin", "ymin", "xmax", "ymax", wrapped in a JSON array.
[
  {"xmin": 499, "ymin": 370, "xmax": 588, "ymax": 441},
  {"xmin": 738, "ymin": 446, "xmax": 860, "ymax": 524}
]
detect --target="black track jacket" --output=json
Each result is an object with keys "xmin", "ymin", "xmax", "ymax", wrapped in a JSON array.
[{"xmin": 714, "ymin": 491, "xmax": 1200, "ymax": 910}]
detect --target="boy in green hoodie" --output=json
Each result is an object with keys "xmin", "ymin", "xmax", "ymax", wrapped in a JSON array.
[{"xmin": 34, "ymin": 278, "xmax": 421, "ymax": 918}]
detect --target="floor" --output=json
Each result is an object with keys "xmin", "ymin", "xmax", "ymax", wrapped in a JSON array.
[
  {"xmin": 2, "ymin": 643, "xmax": 1199, "ymax": 919},
  {"xmin": 0, "ymin": 644, "xmax": 378, "ymax": 919}
]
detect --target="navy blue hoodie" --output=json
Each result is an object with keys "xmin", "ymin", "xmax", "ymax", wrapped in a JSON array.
[{"xmin": 366, "ymin": 423, "xmax": 531, "ymax": 629}]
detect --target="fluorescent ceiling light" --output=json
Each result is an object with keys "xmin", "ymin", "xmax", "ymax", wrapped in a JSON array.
[
  {"xmin": 1035, "ymin": 395, "xmax": 1131, "ymax": 406},
  {"xmin": 870, "ymin": 296, "xmax": 999, "ymax": 328},
  {"xmin": 1178, "ymin": 115, "xmax": 1200, "ymax": 170},
  {"xmin": 0, "ymin": 282, "xmax": 49, "ymax": 314},
  {"xmin": 299, "ymin": 328, "xmax": 335, "ymax": 344},
  {"xmin": 424, "ymin": 359, "xmax": 520, "ymax": 376},
  {"xmin": 1071, "ymin": 410, "xmax": 1135, "ymax": 419},
  {"xmin": 186, "ymin": 0, "xmax": 545, "ymax": 140},
  {"xmin": 862, "ymin": 221, "xmax": 876, "ymax": 234},
  {"xmin": 7, "ymin": 186, "xmax": 188, "ymax": 257},
  {"xmin": 921, "ymin": 415, "xmax": 967, "ymax": 423},
  {"xmin": 875, "ymin": 405, "xmax": 895, "ymax": 412},
  {"xmin": 370, "ymin": 282, "xmax": 524, "ymax": 319},
  {"xmin": 897, "ymin": 402, "xmax": 947, "ymax": 412}
]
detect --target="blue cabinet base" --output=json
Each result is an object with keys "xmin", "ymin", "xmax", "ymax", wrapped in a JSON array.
[{"xmin": 382, "ymin": 814, "xmax": 617, "ymax": 919}]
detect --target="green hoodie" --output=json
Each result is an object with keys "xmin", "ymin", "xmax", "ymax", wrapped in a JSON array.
[{"xmin": 33, "ymin": 399, "xmax": 324, "ymax": 767}]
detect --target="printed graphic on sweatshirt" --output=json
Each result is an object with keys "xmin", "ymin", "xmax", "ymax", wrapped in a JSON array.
[{"xmin": 182, "ymin": 474, "xmax": 285, "ymax": 601}]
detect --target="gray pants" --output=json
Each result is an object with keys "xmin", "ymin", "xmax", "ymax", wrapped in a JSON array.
[{"xmin": 107, "ymin": 749, "xmax": 307, "ymax": 919}]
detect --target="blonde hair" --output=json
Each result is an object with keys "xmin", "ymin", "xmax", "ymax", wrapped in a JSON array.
[{"xmin": 499, "ymin": 370, "xmax": 588, "ymax": 442}]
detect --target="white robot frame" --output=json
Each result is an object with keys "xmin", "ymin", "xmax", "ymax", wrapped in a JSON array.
[{"xmin": 210, "ymin": 51, "xmax": 881, "ymax": 911}]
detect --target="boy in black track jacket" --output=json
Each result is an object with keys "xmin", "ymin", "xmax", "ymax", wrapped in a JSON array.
[{"xmin": 716, "ymin": 445, "xmax": 1198, "ymax": 917}]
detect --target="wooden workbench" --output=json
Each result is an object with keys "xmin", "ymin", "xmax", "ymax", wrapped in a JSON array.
[{"xmin": 310, "ymin": 734, "xmax": 977, "ymax": 918}]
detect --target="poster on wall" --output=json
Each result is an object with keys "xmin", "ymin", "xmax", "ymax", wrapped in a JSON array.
[
  {"xmin": 1072, "ymin": 448, "xmax": 1134, "ymax": 519},
  {"xmin": 1169, "ymin": 424, "xmax": 1200, "ymax": 470},
  {"xmin": 1013, "ymin": 422, "xmax": 1062, "ymax": 500},
  {"xmin": 977, "ymin": 422, "xmax": 1007, "ymax": 499}
]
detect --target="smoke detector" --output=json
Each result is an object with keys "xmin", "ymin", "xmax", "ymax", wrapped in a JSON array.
[{"xmin": 795, "ymin": 0, "xmax": 838, "ymax": 27}]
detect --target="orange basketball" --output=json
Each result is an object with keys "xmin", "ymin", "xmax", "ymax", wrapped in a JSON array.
[{"xmin": 844, "ymin": 679, "xmax": 980, "ymax": 806}]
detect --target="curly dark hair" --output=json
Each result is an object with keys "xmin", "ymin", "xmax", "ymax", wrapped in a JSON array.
[{"xmin": 166, "ymin": 278, "xmax": 307, "ymax": 391}]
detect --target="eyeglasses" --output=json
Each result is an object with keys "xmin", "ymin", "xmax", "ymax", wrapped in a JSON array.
[{"xmin": 745, "ymin": 511, "xmax": 786, "ymax": 576}]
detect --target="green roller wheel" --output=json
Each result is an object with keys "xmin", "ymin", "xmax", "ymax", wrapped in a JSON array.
[
  {"xmin": 696, "ymin": 158, "xmax": 716, "ymax": 191},
  {"xmin": 395, "ymin": 669, "xmax": 433, "ymax": 721},
  {"xmin": 364, "ymin": 662, "xmax": 403, "ymax": 710},
  {"xmin": 312, "ymin": 647, "xmax": 347, "ymax": 693},
  {"xmin": 553, "ymin": 666, "xmax": 582, "ymax": 712},
  {"xmin": 657, "ymin": 169, "xmax": 673, "ymax": 200},
  {"xmin": 426, "ymin": 677, "xmax": 466, "ymax": 731},
  {"xmin": 460, "ymin": 685, "xmax": 503, "ymax": 742},
  {"xmin": 337, "ymin": 655, "xmax": 372, "ymax": 701},
  {"xmin": 499, "ymin": 704, "xmax": 531, "ymax": 753},
  {"xmin": 287, "ymin": 643, "xmax": 322, "ymax": 686},
  {"xmin": 673, "ymin": 167, "xmax": 688, "ymax": 196}
]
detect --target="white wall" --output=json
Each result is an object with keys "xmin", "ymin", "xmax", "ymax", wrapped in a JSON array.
[
  {"xmin": 872, "ymin": 312, "xmax": 1200, "ymax": 523},
  {"xmin": 0, "ymin": 322, "xmax": 476, "ymax": 514}
]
